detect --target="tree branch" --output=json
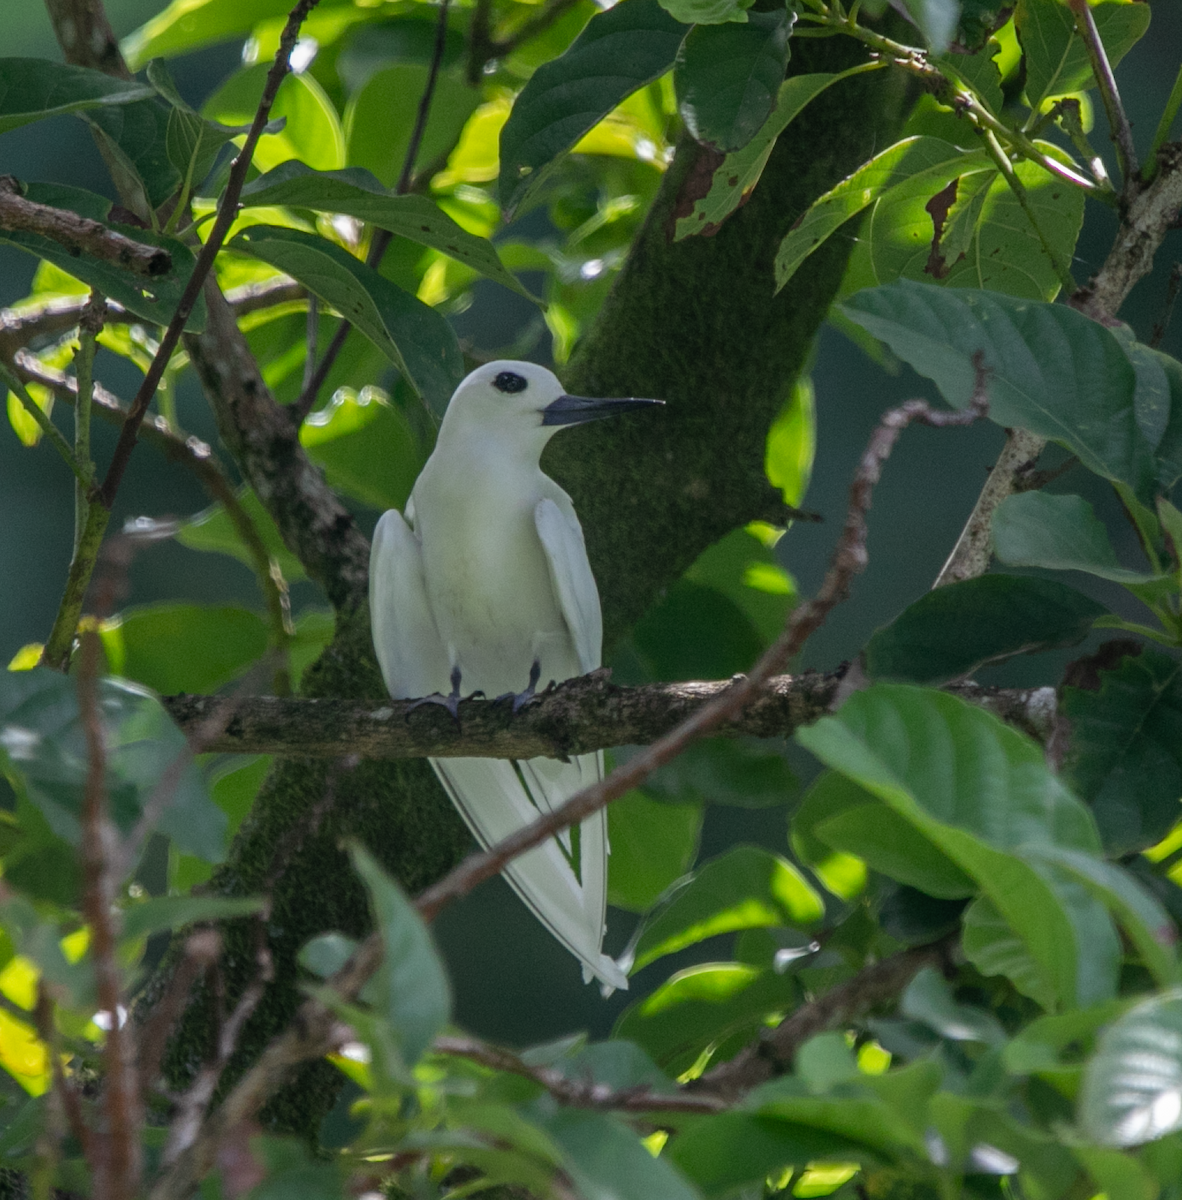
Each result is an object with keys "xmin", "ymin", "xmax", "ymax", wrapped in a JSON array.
[
  {"xmin": 1066, "ymin": 0, "xmax": 1138, "ymax": 184},
  {"xmin": 159, "ymin": 674, "xmax": 1056, "ymax": 759},
  {"xmin": 0, "ymin": 176, "xmax": 170, "ymax": 275},
  {"xmin": 97, "ymin": 0, "xmax": 321, "ymax": 510}
]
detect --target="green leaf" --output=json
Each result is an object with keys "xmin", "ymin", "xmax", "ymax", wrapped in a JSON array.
[
  {"xmin": 607, "ymin": 790, "xmax": 702, "ymax": 913},
  {"xmin": 614, "ymin": 962, "xmax": 798, "ymax": 1075},
  {"xmin": 963, "ymin": 895, "xmax": 1057, "ymax": 1009},
  {"xmin": 245, "ymin": 1136, "xmax": 345, "ymax": 1200},
  {"xmin": 123, "ymin": 0, "xmax": 302, "ymax": 67},
  {"xmin": 299, "ymin": 931, "xmax": 359, "ymax": 979},
  {"xmin": 86, "ymin": 99, "xmax": 181, "ymax": 211},
  {"xmin": 1022, "ymin": 845, "xmax": 1177, "ymax": 987},
  {"xmin": 121, "ymin": 895, "xmax": 265, "ymax": 942},
  {"xmin": 1079, "ymin": 988, "xmax": 1182, "ymax": 1147},
  {"xmin": 841, "ymin": 279, "xmax": 1152, "ymax": 496},
  {"xmin": 1059, "ymin": 647, "xmax": 1182, "ymax": 855},
  {"xmin": 669, "ymin": 1112, "xmax": 863, "ymax": 1196},
  {"xmin": 993, "ymin": 492, "xmax": 1166, "ymax": 589},
  {"xmin": 203, "ymin": 63, "xmax": 344, "ymax": 175},
  {"xmin": 632, "ymin": 581, "xmax": 764, "ymax": 680},
  {"xmin": 240, "ymin": 162, "xmax": 535, "ymax": 300},
  {"xmin": 99, "ymin": 604, "xmax": 268, "ymax": 695},
  {"xmin": 674, "ymin": 67, "xmax": 880, "ymax": 241},
  {"xmin": 344, "ymin": 64, "xmax": 478, "ymax": 189},
  {"xmin": 775, "ymin": 137, "xmax": 975, "ymax": 292},
  {"xmin": 659, "ymin": 0, "xmax": 753, "ymax": 25},
  {"xmin": 0, "ymin": 668, "xmax": 226, "ymax": 865},
  {"xmin": 554, "ymin": 1040, "xmax": 676, "ymax": 1093},
  {"xmin": 529, "ymin": 1106, "xmax": 700, "ymax": 1200},
  {"xmin": 629, "ymin": 846, "xmax": 824, "ymax": 972},
  {"xmin": 841, "ymin": 148, "xmax": 1084, "ymax": 302},
  {"xmin": 0, "ymin": 183, "xmax": 205, "ymax": 332},
  {"xmin": 299, "ymin": 387, "xmax": 425, "ymax": 511},
  {"xmin": 231, "ymin": 226, "xmax": 464, "ymax": 415},
  {"xmin": 901, "ymin": 966, "xmax": 1006, "ymax": 1045},
  {"xmin": 864, "ymin": 574, "xmax": 1107, "ymax": 684},
  {"xmin": 796, "ymin": 684, "xmax": 1117, "ymax": 1008},
  {"xmin": 675, "ymin": 11, "xmax": 793, "ymax": 153},
  {"xmin": 647, "ymin": 737, "xmax": 798, "ymax": 809},
  {"xmin": 1019, "ymin": 0, "xmax": 1151, "ymax": 113},
  {"xmin": 1147, "ymin": 349, "xmax": 1182, "ymax": 490},
  {"xmin": 1003, "ymin": 999, "xmax": 1127, "ymax": 1075},
  {"xmin": 175, "ymin": 487, "xmax": 306, "ymax": 584},
  {"xmin": 898, "ymin": 0, "xmax": 961, "ymax": 53},
  {"xmin": 0, "ymin": 58, "xmax": 152, "ymax": 133},
  {"xmin": 348, "ymin": 843, "xmax": 450, "ymax": 1066},
  {"xmin": 498, "ymin": 0, "xmax": 687, "ymax": 213}
]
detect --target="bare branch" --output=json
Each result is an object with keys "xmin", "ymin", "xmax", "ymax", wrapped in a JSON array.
[
  {"xmin": 98, "ymin": 0, "xmax": 322, "ymax": 510},
  {"xmin": 44, "ymin": 0, "xmax": 132, "ymax": 78},
  {"xmin": 696, "ymin": 936, "xmax": 957, "ymax": 1099},
  {"xmin": 1066, "ymin": 0, "xmax": 1138, "ymax": 184},
  {"xmin": 434, "ymin": 1036, "xmax": 727, "ymax": 1114},
  {"xmin": 0, "ymin": 177, "xmax": 170, "ymax": 275}
]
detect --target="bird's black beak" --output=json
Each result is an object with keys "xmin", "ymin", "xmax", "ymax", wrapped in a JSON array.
[{"xmin": 541, "ymin": 394, "xmax": 664, "ymax": 427}]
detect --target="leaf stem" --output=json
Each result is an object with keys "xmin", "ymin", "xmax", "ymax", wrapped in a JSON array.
[
  {"xmin": 73, "ymin": 295, "xmax": 105, "ymax": 554},
  {"xmin": 1146, "ymin": 61, "xmax": 1182, "ymax": 182},
  {"xmin": 1066, "ymin": 0, "xmax": 1138, "ymax": 184},
  {"xmin": 40, "ymin": 500, "xmax": 112, "ymax": 671},
  {"xmin": 0, "ymin": 361, "xmax": 91, "ymax": 486}
]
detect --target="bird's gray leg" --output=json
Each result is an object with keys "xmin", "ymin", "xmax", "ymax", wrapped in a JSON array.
[
  {"xmin": 494, "ymin": 659, "xmax": 542, "ymax": 715},
  {"xmin": 406, "ymin": 665, "xmax": 482, "ymax": 723}
]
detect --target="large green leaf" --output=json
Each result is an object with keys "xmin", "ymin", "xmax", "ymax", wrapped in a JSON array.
[
  {"xmin": 674, "ymin": 11, "xmax": 792, "ymax": 153},
  {"xmin": 992, "ymin": 492, "xmax": 1167, "ymax": 593},
  {"xmin": 1, "ymin": 183, "xmax": 205, "ymax": 332},
  {"xmin": 299, "ymin": 387, "xmax": 425, "ymax": 511},
  {"xmin": 1080, "ymin": 988, "xmax": 1182, "ymax": 1147},
  {"xmin": 674, "ymin": 66, "xmax": 881, "ymax": 241},
  {"xmin": 963, "ymin": 895, "xmax": 1056, "ymax": 1009},
  {"xmin": 607, "ymin": 790, "xmax": 702, "ymax": 913},
  {"xmin": 1019, "ymin": 0, "xmax": 1151, "ymax": 113},
  {"xmin": 775, "ymin": 137, "xmax": 974, "ymax": 291},
  {"xmin": 614, "ymin": 962, "xmax": 798, "ymax": 1075},
  {"xmin": 864, "ymin": 574, "xmax": 1107, "ymax": 684},
  {"xmin": 230, "ymin": 225, "xmax": 464, "ymax": 415},
  {"xmin": 121, "ymin": 895, "xmax": 266, "ymax": 941},
  {"xmin": 659, "ymin": 0, "xmax": 753, "ymax": 25},
  {"xmin": 839, "ymin": 149, "xmax": 1085, "ymax": 302},
  {"xmin": 629, "ymin": 846, "xmax": 823, "ymax": 972},
  {"xmin": 87, "ymin": 98, "xmax": 181, "ymax": 211},
  {"xmin": 0, "ymin": 58, "xmax": 152, "ymax": 133},
  {"xmin": 1059, "ymin": 647, "xmax": 1182, "ymax": 855},
  {"xmin": 898, "ymin": 0, "xmax": 961, "ymax": 53},
  {"xmin": 841, "ymin": 279, "xmax": 1153, "ymax": 496},
  {"xmin": 646, "ymin": 737, "xmax": 798, "ymax": 810},
  {"xmin": 530, "ymin": 1106, "xmax": 700, "ymax": 1200},
  {"xmin": 348, "ymin": 843, "xmax": 451, "ymax": 1066},
  {"xmin": 796, "ymin": 685, "xmax": 1118, "ymax": 1008},
  {"xmin": 0, "ymin": 668, "xmax": 226, "ymax": 865},
  {"xmin": 99, "ymin": 603, "xmax": 268, "ymax": 695},
  {"xmin": 240, "ymin": 162, "xmax": 533, "ymax": 300},
  {"xmin": 669, "ymin": 1112, "xmax": 862, "ymax": 1196},
  {"xmin": 498, "ymin": 0, "xmax": 687, "ymax": 212},
  {"xmin": 123, "ymin": 0, "xmax": 304, "ymax": 67}
]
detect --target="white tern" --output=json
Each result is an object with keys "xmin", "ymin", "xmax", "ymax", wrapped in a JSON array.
[{"xmin": 370, "ymin": 360, "xmax": 661, "ymax": 991}]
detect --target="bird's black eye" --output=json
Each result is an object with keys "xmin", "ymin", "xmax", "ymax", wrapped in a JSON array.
[{"xmin": 493, "ymin": 371, "xmax": 528, "ymax": 394}]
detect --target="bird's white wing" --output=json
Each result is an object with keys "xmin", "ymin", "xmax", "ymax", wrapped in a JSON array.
[
  {"xmin": 369, "ymin": 509, "xmax": 449, "ymax": 699},
  {"xmin": 431, "ymin": 757, "xmax": 628, "ymax": 992},
  {"xmin": 534, "ymin": 495, "xmax": 602, "ymax": 675}
]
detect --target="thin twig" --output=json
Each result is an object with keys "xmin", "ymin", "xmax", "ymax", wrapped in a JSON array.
[
  {"xmin": 434, "ymin": 1036, "xmax": 727, "ymax": 1113},
  {"xmin": 1066, "ymin": 0, "xmax": 1138, "ymax": 185},
  {"xmin": 73, "ymin": 295, "xmax": 105, "ymax": 554},
  {"xmin": 696, "ymin": 935, "xmax": 956, "ymax": 1098},
  {"xmin": 147, "ymin": 376, "xmax": 990, "ymax": 1200},
  {"xmin": 289, "ymin": 0, "xmax": 451, "ymax": 425},
  {"xmin": 1055, "ymin": 98, "xmax": 1111, "ymax": 190},
  {"xmin": 0, "ymin": 176, "xmax": 170, "ymax": 276},
  {"xmin": 77, "ymin": 626, "xmax": 142, "ymax": 1200},
  {"xmin": 40, "ymin": 501, "xmax": 111, "ymax": 671},
  {"xmin": 469, "ymin": 0, "xmax": 583, "ymax": 81},
  {"xmin": 0, "ymin": 360, "xmax": 91, "ymax": 485},
  {"xmin": 98, "ymin": 0, "xmax": 322, "ymax": 510},
  {"xmin": 34, "ymin": 983, "xmax": 92, "ymax": 1159},
  {"xmin": 1151, "ymin": 262, "xmax": 1182, "ymax": 349}
]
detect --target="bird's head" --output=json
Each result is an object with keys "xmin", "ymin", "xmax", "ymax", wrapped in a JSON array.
[{"xmin": 440, "ymin": 360, "xmax": 662, "ymax": 454}]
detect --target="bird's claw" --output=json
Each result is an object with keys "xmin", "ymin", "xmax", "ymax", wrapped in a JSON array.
[
  {"xmin": 494, "ymin": 659, "xmax": 544, "ymax": 714},
  {"xmin": 406, "ymin": 667, "xmax": 481, "ymax": 725}
]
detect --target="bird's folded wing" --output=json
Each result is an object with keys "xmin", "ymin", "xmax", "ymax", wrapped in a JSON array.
[
  {"xmin": 534, "ymin": 495, "xmax": 602, "ymax": 676},
  {"xmin": 369, "ymin": 509, "xmax": 450, "ymax": 699},
  {"xmin": 432, "ymin": 757, "xmax": 628, "ymax": 992}
]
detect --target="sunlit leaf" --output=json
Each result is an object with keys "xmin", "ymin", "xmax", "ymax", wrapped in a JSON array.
[
  {"xmin": 607, "ymin": 790, "xmax": 702, "ymax": 913},
  {"xmin": 175, "ymin": 487, "xmax": 306, "ymax": 583}
]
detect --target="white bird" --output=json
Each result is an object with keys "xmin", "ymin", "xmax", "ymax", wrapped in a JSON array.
[{"xmin": 369, "ymin": 360, "xmax": 661, "ymax": 992}]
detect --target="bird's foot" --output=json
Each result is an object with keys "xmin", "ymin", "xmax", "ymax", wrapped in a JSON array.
[
  {"xmin": 406, "ymin": 667, "xmax": 482, "ymax": 724},
  {"xmin": 494, "ymin": 659, "xmax": 543, "ymax": 715}
]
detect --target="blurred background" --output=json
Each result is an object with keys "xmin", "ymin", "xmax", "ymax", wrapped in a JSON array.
[{"xmin": 2, "ymin": 0, "xmax": 1181, "ymax": 1047}]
